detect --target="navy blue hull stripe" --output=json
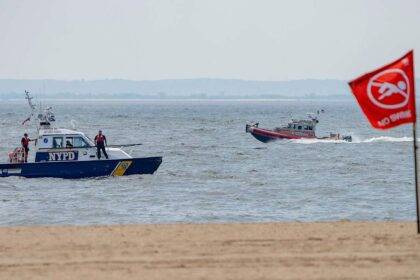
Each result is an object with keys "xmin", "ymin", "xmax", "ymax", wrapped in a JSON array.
[{"xmin": 0, "ymin": 157, "xmax": 162, "ymax": 179}]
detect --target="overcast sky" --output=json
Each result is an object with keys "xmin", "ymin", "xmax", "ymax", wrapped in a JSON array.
[{"xmin": 0, "ymin": 0, "xmax": 419, "ymax": 81}]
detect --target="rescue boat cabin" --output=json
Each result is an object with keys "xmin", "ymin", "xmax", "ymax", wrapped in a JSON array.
[
  {"xmin": 274, "ymin": 119, "xmax": 318, "ymax": 138},
  {"xmin": 33, "ymin": 128, "xmax": 131, "ymax": 163}
]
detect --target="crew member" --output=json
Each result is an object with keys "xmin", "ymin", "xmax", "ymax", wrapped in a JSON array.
[
  {"xmin": 66, "ymin": 140, "xmax": 73, "ymax": 148},
  {"xmin": 94, "ymin": 130, "xmax": 108, "ymax": 159},
  {"xmin": 21, "ymin": 133, "xmax": 33, "ymax": 163}
]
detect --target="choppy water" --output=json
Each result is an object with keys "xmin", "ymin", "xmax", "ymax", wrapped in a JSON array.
[{"xmin": 0, "ymin": 99, "xmax": 417, "ymax": 225}]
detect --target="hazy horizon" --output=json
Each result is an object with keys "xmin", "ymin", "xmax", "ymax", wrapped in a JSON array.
[{"xmin": 1, "ymin": 0, "xmax": 419, "ymax": 81}]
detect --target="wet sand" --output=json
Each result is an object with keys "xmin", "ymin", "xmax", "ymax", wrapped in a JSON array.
[{"xmin": 0, "ymin": 222, "xmax": 419, "ymax": 279}]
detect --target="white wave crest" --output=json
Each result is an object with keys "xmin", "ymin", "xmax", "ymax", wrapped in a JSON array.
[
  {"xmin": 359, "ymin": 136, "xmax": 412, "ymax": 143},
  {"xmin": 289, "ymin": 136, "xmax": 412, "ymax": 145},
  {"xmin": 289, "ymin": 138, "xmax": 347, "ymax": 144}
]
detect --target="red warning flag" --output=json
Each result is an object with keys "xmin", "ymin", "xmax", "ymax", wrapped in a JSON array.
[{"xmin": 349, "ymin": 50, "xmax": 416, "ymax": 129}]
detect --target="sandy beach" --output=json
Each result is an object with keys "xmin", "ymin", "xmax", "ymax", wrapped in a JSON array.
[{"xmin": 0, "ymin": 222, "xmax": 419, "ymax": 279}]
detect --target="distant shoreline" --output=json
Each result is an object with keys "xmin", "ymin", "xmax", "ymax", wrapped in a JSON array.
[
  {"xmin": 0, "ymin": 78, "xmax": 359, "ymax": 100},
  {"xmin": 0, "ymin": 78, "xmax": 418, "ymax": 101},
  {"xmin": 0, "ymin": 95, "xmax": 352, "ymax": 101}
]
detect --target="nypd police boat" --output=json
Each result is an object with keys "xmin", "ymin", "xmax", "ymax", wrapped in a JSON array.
[{"xmin": 0, "ymin": 92, "xmax": 162, "ymax": 178}]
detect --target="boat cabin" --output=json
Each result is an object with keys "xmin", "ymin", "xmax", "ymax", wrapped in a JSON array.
[
  {"xmin": 32, "ymin": 128, "xmax": 131, "ymax": 163},
  {"xmin": 37, "ymin": 129, "xmax": 93, "ymax": 149},
  {"xmin": 34, "ymin": 128, "xmax": 96, "ymax": 162},
  {"xmin": 286, "ymin": 120, "xmax": 315, "ymax": 131},
  {"xmin": 279, "ymin": 118, "xmax": 318, "ymax": 132},
  {"xmin": 273, "ymin": 118, "xmax": 318, "ymax": 138}
]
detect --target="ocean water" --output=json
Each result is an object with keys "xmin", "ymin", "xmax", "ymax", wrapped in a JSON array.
[{"xmin": 0, "ymin": 99, "xmax": 416, "ymax": 225}]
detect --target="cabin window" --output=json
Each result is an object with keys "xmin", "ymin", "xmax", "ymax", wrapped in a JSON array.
[
  {"xmin": 53, "ymin": 137, "xmax": 63, "ymax": 148},
  {"xmin": 65, "ymin": 137, "xmax": 74, "ymax": 148},
  {"xmin": 73, "ymin": 137, "xmax": 90, "ymax": 148},
  {"xmin": 298, "ymin": 126, "xmax": 302, "ymax": 130}
]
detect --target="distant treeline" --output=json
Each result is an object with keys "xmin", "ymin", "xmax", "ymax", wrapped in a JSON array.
[
  {"xmin": 0, "ymin": 92, "xmax": 351, "ymax": 100},
  {"xmin": 1, "ymin": 78, "xmax": 416, "ymax": 99}
]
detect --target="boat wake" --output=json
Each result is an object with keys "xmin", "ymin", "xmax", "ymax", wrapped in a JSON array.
[
  {"xmin": 289, "ymin": 136, "xmax": 412, "ymax": 144},
  {"xmin": 358, "ymin": 136, "xmax": 412, "ymax": 143},
  {"xmin": 289, "ymin": 138, "xmax": 348, "ymax": 144}
]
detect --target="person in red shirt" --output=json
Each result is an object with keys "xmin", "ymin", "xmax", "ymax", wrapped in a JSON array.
[
  {"xmin": 21, "ymin": 133, "xmax": 34, "ymax": 163},
  {"xmin": 94, "ymin": 130, "xmax": 108, "ymax": 159}
]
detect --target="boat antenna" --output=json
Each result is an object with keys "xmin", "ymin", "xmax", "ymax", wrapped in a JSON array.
[{"xmin": 22, "ymin": 90, "xmax": 36, "ymax": 125}]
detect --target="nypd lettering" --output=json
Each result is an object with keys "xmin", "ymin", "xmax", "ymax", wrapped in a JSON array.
[
  {"xmin": 35, "ymin": 151, "xmax": 79, "ymax": 162},
  {"xmin": 49, "ymin": 151, "xmax": 77, "ymax": 161}
]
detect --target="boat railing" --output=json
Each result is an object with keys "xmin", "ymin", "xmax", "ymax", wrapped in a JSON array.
[{"xmin": 8, "ymin": 147, "xmax": 25, "ymax": 163}]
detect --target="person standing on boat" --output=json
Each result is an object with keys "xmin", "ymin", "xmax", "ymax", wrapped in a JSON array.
[
  {"xmin": 21, "ymin": 133, "xmax": 34, "ymax": 163},
  {"xmin": 94, "ymin": 130, "xmax": 108, "ymax": 159}
]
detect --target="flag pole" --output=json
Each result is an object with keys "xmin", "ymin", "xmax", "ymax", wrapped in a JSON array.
[
  {"xmin": 413, "ymin": 50, "xmax": 419, "ymax": 234},
  {"xmin": 413, "ymin": 122, "xmax": 420, "ymax": 234}
]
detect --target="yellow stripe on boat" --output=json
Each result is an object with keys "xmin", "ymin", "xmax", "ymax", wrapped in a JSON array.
[{"xmin": 111, "ymin": 160, "xmax": 132, "ymax": 176}]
